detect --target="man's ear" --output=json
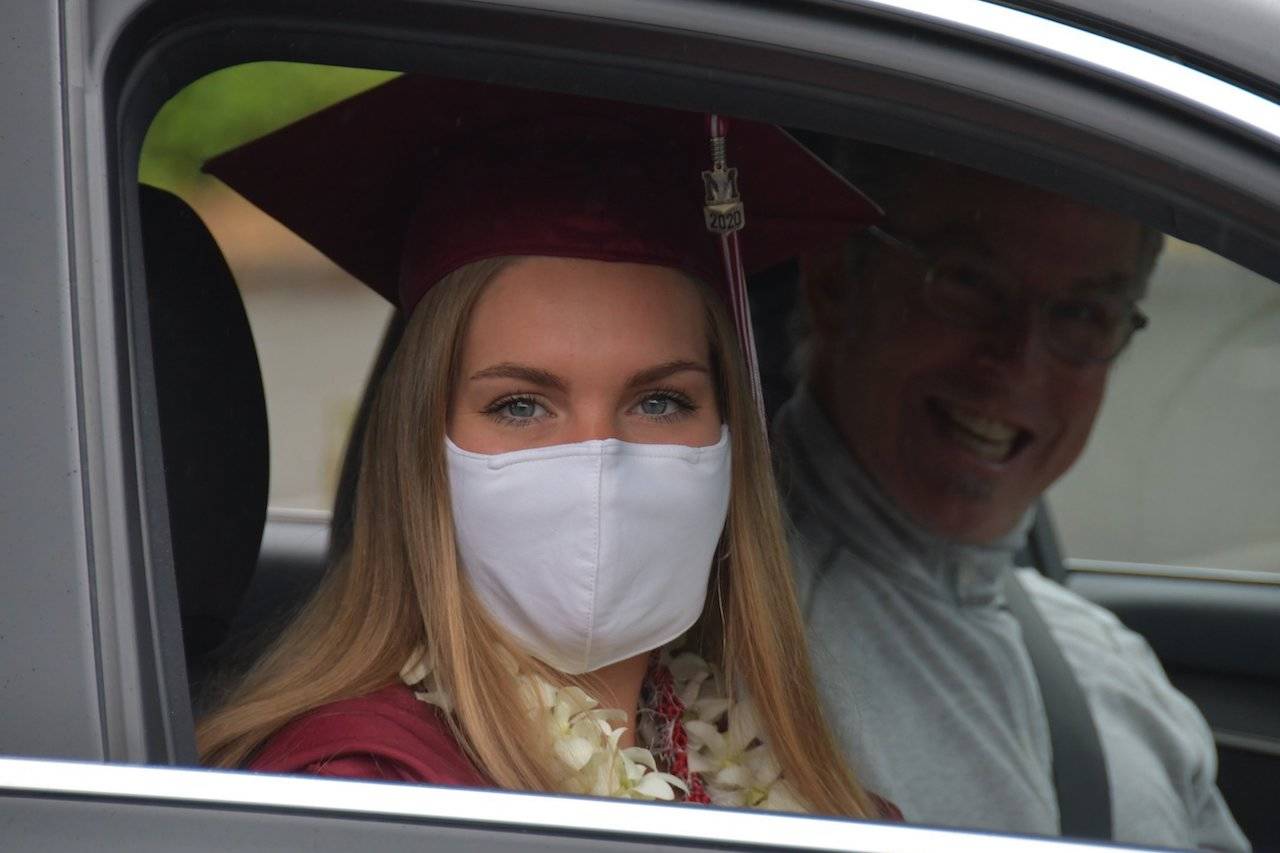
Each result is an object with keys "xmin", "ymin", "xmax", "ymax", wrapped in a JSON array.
[{"xmin": 799, "ymin": 243, "xmax": 852, "ymax": 336}]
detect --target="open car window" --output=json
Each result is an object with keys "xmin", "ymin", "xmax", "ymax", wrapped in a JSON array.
[
  {"xmin": 141, "ymin": 64, "xmax": 396, "ymax": 514},
  {"xmin": 129, "ymin": 55, "xmax": 1278, "ymax": 849},
  {"xmin": 143, "ymin": 61, "xmax": 1280, "ymax": 577},
  {"xmin": 5, "ymin": 0, "xmax": 1280, "ymax": 850}
]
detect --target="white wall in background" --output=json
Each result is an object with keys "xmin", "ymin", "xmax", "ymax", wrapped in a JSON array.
[{"xmin": 1051, "ymin": 239, "xmax": 1280, "ymax": 573}]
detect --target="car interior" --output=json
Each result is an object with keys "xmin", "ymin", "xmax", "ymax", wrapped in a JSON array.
[
  {"xmin": 135, "ymin": 71, "xmax": 1280, "ymax": 847},
  {"xmin": 101, "ymin": 0, "xmax": 1280, "ymax": 821},
  {"xmin": 11, "ymin": 2, "xmax": 1280, "ymax": 851}
]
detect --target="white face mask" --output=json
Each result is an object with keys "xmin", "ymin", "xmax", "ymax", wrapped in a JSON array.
[{"xmin": 445, "ymin": 427, "xmax": 731, "ymax": 674}]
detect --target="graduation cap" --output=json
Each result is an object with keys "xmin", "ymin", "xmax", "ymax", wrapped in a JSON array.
[{"xmin": 204, "ymin": 74, "xmax": 880, "ymax": 408}]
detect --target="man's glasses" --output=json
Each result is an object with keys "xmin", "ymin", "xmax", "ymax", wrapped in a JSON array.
[{"xmin": 869, "ymin": 227, "xmax": 1148, "ymax": 366}]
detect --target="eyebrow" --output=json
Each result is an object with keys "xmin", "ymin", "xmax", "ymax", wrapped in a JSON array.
[
  {"xmin": 914, "ymin": 224, "xmax": 995, "ymax": 258},
  {"xmin": 468, "ymin": 362, "xmax": 567, "ymax": 391},
  {"xmin": 1072, "ymin": 272, "xmax": 1143, "ymax": 298},
  {"xmin": 624, "ymin": 360, "xmax": 711, "ymax": 388},
  {"xmin": 916, "ymin": 227, "xmax": 1143, "ymax": 297},
  {"xmin": 467, "ymin": 359, "xmax": 710, "ymax": 390}
]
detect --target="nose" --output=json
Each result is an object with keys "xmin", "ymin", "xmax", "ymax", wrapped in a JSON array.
[
  {"xmin": 975, "ymin": 302, "xmax": 1044, "ymax": 374},
  {"xmin": 562, "ymin": 407, "xmax": 624, "ymax": 444}
]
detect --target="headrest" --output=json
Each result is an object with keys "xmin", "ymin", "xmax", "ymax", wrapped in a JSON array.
[{"xmin": 140, "ymin": 185, "xmax": 269, "ymax": 664}]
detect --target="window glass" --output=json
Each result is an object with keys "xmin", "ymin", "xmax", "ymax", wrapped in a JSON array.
[
  {"xmin": 143, "ymin": 63, "xmax": 1280, "ymax": 561},
  {"xmin": 132, "ymin": 61, "xmax": 1273, "ymax": 850},
  {"xmin": 1050, "ymin": 240, "xmax": 1280, "ymax": 574},
  {"xmin": 766, "ymin": 133, "xmax": 1280, "ymax": 577},
  {"xmin": 192, "ymin": 181, "xmax": 391, "ymax": 509},
  {"xmin": 140, "ymin": 63, "xmax": 396, "ymax": 510}
]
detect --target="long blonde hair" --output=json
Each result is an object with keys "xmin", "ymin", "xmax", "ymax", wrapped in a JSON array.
[{"xmin": 197, "ymin": 257, "xmax": 876, "ymax": 818}]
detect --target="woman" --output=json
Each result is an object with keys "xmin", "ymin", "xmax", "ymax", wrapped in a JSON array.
[{"xmin": 195, "ymin": 73, "xmax": 893, "ymax": 819}]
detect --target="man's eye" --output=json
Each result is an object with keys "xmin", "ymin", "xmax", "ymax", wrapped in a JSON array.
[
  {"xmin": 936, "ymin": 264, "xmax": 989, "ymax": 290},
  {"xmin": 927, "ymin": 264, "xmax": 1004, "ymax": 318},
  {"xmin": 1052, "ymin": 298, "xmax": 1115, "ymax": 330},
  {"xmin": 933, "ymin": 261, "xmax": 1000, "ymax": 293}
]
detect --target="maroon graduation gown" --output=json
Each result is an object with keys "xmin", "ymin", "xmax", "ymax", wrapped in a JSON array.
[
  {"xmin": 248, "ymin": 682, "xmax": 903, "ymax": 822},
  {"xmin": 249, "ymin": 683, "xmax": 488, "ymax": 785}
]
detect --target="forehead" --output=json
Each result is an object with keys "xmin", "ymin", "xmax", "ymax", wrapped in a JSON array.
[
  {"xmin": 892, "ymin": 162, "xmax": 1148, "ymax": 293},
  {"xmin": 461, "ymin": 257, "xmax": 710, "ymax": 366}
]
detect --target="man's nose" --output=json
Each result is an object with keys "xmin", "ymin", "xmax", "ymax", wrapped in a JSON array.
[{"xmin": 976, "ymin": 302, "xmax": 1045, "ymax": 372}]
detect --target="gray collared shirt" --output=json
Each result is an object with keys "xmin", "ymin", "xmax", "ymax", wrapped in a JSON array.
[{"xmin": 775, "ymin": 388, "xmax": 1248, "ymax": 850}]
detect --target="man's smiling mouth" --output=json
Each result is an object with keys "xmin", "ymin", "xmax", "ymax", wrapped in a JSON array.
[{"xmin": 928, "ymin": 399, "xmax": 1031, "ymax": 463}]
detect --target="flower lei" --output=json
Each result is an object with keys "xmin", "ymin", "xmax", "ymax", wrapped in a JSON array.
[{"xmin": 399, "ymin": 647, "xmax": 803, "ymax": 811}]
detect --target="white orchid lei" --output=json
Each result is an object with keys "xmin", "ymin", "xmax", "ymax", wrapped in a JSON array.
[{"xmin": 399, "ymin": 646, "xmax": 803, "ymax": 811}]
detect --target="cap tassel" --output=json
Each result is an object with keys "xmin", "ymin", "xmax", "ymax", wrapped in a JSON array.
[{"xmin": 704, "ymin": 114, "xmax": 768, "ymax": 433}]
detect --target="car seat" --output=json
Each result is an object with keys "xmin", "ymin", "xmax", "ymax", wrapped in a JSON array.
[{"xmin": 139, "ymin": 185, "xmax": 269, "ymax": 704}]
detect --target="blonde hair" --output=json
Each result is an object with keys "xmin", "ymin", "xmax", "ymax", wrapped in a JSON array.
[{"xmin": 197, "ymin": 257, "xmax": 876, "ymax": 818}]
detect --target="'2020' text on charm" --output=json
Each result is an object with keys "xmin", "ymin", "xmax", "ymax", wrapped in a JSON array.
[{"xmin": 703, "ymin": 134, "xmax": 745, "ymax": 235}]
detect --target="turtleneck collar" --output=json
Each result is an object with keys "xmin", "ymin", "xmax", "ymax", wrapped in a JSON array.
[{"xmin": 774, "ymin": 386, "xmax": 1033, "ymax": 607}]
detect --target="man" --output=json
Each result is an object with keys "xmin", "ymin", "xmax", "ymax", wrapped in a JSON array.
[{"xmin": 776, "ymin": 143, "xmax": 1248, "ymax": 849}]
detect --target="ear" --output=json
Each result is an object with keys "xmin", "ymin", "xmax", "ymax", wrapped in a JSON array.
[{"xmin": 799, "ymin": 243, "xmax": 853, "ymax": 337}]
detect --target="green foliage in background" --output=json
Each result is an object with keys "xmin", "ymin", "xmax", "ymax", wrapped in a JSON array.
[{"xmin": 139, "ymin": 62, "xmax": 398, "ymax": 196}]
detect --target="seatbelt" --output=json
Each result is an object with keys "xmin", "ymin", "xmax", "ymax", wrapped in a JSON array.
[
  {"xmin": 1025, "ymin": 502, "xmax": 1069, "ymax": 584},
  {"xmin": 1004, "ymin": 573, "xmax": 1113, "ymax": 840}
]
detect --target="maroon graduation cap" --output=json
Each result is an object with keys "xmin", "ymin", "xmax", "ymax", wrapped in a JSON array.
[{"xmin": 204, "ymin": 74, "xmax": 880, "ymax": 408}]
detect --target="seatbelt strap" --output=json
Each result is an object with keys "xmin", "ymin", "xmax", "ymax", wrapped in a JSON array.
[{"xmin": 1004, "ymin": 573, "xmax": 1113, "ymax": 840}]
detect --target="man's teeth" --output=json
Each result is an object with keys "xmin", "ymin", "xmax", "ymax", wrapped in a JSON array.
[
  {"xmin": 947, "ymin": 407, "xmax": 1017, "ymax": 442},
  {"xmin": 938, "ymin": 403, "xmax": 1019, "ymax": 460}
]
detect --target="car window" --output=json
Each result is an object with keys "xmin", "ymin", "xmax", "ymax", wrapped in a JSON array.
[
  {"xmin": 1050, "ymin": 242, "xmax": 1280, "ymax": 575},
  {"xmin": 11, "ymin": 3, "xmax": 1280, "ymax": 852},
  {"xmin": 142, "ymin": 55, "xmax": 1279, "ymax": 746},
  {"xmin": 196, "ymin": 183, "xmax": 390, "ymax": 512},
  {"xmin": 140, "ymin": 63, "xmax": 394, "ymax": 512},
  {"xmin": 109, "ymin": 6, "xmax": 1280, "ymax": 845}
]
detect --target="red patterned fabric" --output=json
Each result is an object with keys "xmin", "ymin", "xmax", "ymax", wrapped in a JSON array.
[{"xmin": 643, "ymin": 661, "xmax": 712, "ymax": 804}]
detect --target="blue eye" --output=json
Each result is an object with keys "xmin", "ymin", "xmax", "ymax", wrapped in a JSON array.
[
  {"xmin": 632, "ymin": 391, "xmax": 696, "ymax": 421},
  {"xmin": 504, "ymin": 399, "xmax": 540, "ymax": 419},
  {"xmin": 483, "ymin": 395, "xmax": 549, "ymax": 426},
  {"xmin": 639, "ymin": 395, "xmax": 676, "ymax": 416}
]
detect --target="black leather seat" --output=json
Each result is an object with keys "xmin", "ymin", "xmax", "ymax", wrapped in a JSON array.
[{"xmin": 140, "ymin": 185, "xmax": 269, "ymax": 701}]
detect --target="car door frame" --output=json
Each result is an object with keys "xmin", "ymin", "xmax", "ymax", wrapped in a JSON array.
[{"xmin": 6, "ymin": 0, "xmax": 1280, "ymax": 846}]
